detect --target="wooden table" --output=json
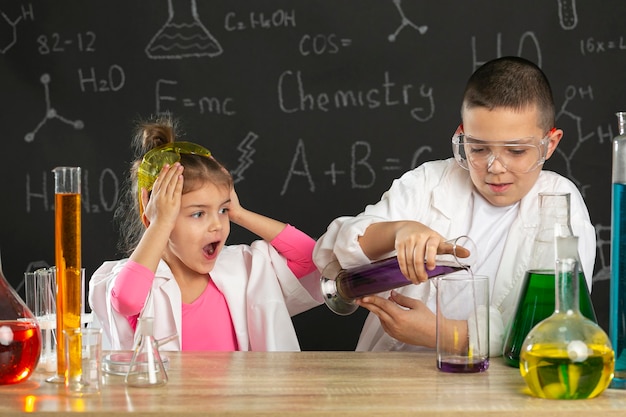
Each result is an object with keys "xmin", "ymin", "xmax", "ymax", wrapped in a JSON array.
[{"xmin": 1, "ymin": 351, "xmax": 625, "ymax": 416}]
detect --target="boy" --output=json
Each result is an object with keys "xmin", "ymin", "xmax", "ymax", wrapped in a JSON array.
[{"xmin": 313, "ymin": 56, "xmax": 596, "ymax": 354}]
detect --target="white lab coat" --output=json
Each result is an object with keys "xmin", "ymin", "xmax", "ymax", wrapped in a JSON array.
[
  {"xmin": 313, "ymin": 158, "xmax": 596, "ymax": 354},
  {"xmin": 89, "ymin": 240, "xmax": 323, "ymax": 351}
]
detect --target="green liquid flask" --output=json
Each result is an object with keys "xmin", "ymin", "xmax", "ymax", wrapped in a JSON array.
[
  {"xmin": 502, "ymin": 192, "xmax": 597, "ymax": 367},
  {"xmin": 610, "ymin": 110, "xmax": 626, "ymax": 389},
  {"xmin": 520, "ymin": 236, "xmax": 614, "ymax": 399}
]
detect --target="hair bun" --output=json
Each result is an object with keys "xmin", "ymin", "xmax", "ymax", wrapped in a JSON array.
[{"xmin": 132, "ymin": 114, "xmax": 178, "ymax": 156}]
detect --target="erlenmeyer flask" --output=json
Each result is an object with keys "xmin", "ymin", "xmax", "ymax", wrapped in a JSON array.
[
  {"xmin": 125, "ymin": 317, "xmax": 170, "ymax": 388},
  {"xmin": 0, "ymin": 254, "xmax": 42, "ymax": 385},
  {"xmin": 320, "ymin": 236, "xmax": 475, "ymax": 315},
  {"xmin": 502, "ymin": 192, "xmax": 597, "ymax": 367},
  {"xmin": 520, "ymin": 236, "xmax": 614, "ymax": 399},
  {"xmin": 610, "ymin": 110, "xmax": 626, "ymax": 389}
]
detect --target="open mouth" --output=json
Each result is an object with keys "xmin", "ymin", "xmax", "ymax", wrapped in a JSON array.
[{"xmin": 204, "ymin": 241, "xmax": 220, "ymax": 257}]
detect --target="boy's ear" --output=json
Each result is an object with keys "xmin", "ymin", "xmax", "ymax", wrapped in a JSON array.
[{"xmin": 544, "ymin": 128, "xmax": 563, "ymax": 160}]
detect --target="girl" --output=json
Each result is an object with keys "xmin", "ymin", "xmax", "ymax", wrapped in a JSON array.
[{"xmin": 89, "ymin": 116, "xmax": 322, "ymax": 351}]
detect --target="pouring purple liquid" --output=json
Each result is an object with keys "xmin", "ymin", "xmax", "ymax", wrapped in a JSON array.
[
  {"xmin": 336, "ymin": 257, "xmax": 468, "ymax": 300},
  {"xmin": 320, "ymin": 236, "xmax": 475, "ymax": 315}
]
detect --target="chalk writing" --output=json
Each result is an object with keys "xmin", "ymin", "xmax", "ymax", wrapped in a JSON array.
[
  {"xmin": 224, "ymin": 9, "xmax": 296, "ymax": 31},
  {"xmin": 388, "ymin": 0, "xmax": 427, "ymax": 42},
  {"xmin": 580, "ymin": 37, "xmax": 626, "ymax": 55},
  {"xmin": 146, "ymin": 0, "xmax": 222, "ymax": 59},
  {"xmin": 78, "ymin": 65, "xmax": 125, "ymax": 93},
  {"xmin": 299, "ymin": 34, "xmax": 351, "ymax": 56},
  {"xmin": 557, "ymin": 0, "xmax": 578, "ymax": 31},
  {"xmin": 554, "ymin": 85, "xmax": 597, "ymax": 196},
  {"xmin": 231, "ymin": 132, "xmax": 259, "ymax": 184},
  {"xmin": 280, "ymin": 140, "xmax": 434, "ymax": 195},
  {"xmin": 155, "ymin": 79, "xmax": 235, "ymax": 116},
  {"xmin": 24, "ymin": 73, "xmax": 84, "ymax": 143},
  {"xmin": 0, "ymin": 3, "xmax": 33, "ymax": 54},
  {"xmin": 471, "ymin": 32, "xmax": 542, "ymax": 70},
  {"xmin": 36, "ymin": 31, "xmax": 96, "ymax": 54},
  {"xmin": 277, "ymin": 70, "xmax": 435, "ymax": 122},
  {"xmin": 281, "ymin": 139, "xmax": 315, "ymax": 195}
]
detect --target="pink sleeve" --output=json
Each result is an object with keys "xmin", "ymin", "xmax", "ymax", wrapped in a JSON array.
[
  {"xmin": 111, "ymin": 260, "xmax": 154, "ymax": 317},
  {"xmin": 270, "ymin": 224, "xmax": 318, "ymax": 278}
]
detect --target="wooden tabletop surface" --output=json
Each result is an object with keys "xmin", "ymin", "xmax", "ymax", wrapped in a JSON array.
[{"xmin": 1, "ymin": 351, "xmax": 625, "ymax": 416}]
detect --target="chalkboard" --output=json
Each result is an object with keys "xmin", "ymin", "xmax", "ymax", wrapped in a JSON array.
[{"xmin": 1, "ymin": 0, "xmax": 625, "ymax": 350}]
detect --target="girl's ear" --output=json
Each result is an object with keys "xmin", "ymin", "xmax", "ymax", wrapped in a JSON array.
[
  {"xmin": 544, "ymin": 128, "xmax": 563, "ymax": 160},
  {"xmin": 140, "ymin": 188, "xmax": 150, "ymax": 228}
]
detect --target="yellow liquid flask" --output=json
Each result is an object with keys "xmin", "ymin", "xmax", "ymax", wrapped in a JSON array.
[{"xmin": 519, "ymin": 236, "xmax": 614, "ymax": 399}]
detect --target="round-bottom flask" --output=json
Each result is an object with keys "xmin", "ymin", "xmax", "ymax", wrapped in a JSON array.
[
  {"xmin": 519, "ymin": 236, "xmax": 614, "ymax": 399},
  {"xmin": 0, "ymin": 255, "xmax": 42, "ymax": 385}
]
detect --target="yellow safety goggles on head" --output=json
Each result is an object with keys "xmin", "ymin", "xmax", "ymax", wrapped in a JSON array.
[{"xmin": 137, "ymin": 141, "xmax": 212, "ymax": 215}]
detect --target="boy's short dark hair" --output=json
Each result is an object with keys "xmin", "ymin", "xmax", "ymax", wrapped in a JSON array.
[{"xmin": 462, "ymin": 56, "xmax": 555, "ymax": 131}]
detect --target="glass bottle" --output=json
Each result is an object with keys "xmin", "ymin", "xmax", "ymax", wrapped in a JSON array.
[
  {"xmin": 0, "ymin": 254, "xmax": 42, "ymax": 385},
  {"xmin": 519, "ymin": 236, "xmax": 614, "ymax": 399},
  {"xmin": 125, "ymin": 317, "xmax": 171, "ymax": 388},
  {"xmin": 610, "ymin": 110, "xmax": 626, "ymax": 389},
  {"xmin": 320, "ymin": 236, "xmax": 475, "ymax": 315},
  {"xmin": 502, "ymin": 192, "xmax": 597, "ymax": 367}
]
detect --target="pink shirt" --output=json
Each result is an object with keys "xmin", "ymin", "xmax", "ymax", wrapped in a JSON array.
[{"xmin": 111, "ymin": 224, "xmax": 317, "ymax": 351}]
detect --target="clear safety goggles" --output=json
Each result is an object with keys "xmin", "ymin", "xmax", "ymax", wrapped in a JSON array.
[{"xmin": 451, "ymin": 126, "xmax": 553, "ymax": 174}]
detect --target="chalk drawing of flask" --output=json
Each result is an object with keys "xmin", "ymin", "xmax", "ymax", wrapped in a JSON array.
[{"xmin": 146, "ymin": 0, "xmax": 223, "ymax": 59}]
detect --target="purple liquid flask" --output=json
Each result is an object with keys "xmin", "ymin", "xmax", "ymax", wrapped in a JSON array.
[{"xmin": 320, "ymin": 236, "xmax": 475, "ymax": 315}]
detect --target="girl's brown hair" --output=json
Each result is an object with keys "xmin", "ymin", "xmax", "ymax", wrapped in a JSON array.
[{"xmin": 115, "ymin": 115, "xmax": 232, "ymax": 255}]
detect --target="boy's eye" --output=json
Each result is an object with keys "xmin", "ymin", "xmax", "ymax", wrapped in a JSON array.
[
  {"xmin": 191, "ymin": 212, "xmax": 204, "ymax": 219},
  {"xmin": 468, "ymin": 146, "xmax": 487, "ymax": 154},
  {"xmin": 218, "ymin": 207, "xmax": 229, "ymax": 215},
  {"xmin": 507, "ymin": 148, "xmax": 527, "ymax": 156}
]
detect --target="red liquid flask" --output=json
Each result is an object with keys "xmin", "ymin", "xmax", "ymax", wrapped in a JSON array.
[{"xmin": 0, "ymin": 256, "xmax": 42, "ymax": 385}]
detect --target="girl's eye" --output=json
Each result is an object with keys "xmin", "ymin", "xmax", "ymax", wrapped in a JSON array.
[
  {"xmin": 218, "ymin": 207, "xmax": 229, "ymax": 215},
  {"xmin": 191, "ymin": 212, "xmax": 204, "ymax": 219}
]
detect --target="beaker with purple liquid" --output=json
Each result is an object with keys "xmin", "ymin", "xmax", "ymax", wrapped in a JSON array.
[{"xmin": 320, "ymin": 236, "xmax": 474, "ymax": 315}]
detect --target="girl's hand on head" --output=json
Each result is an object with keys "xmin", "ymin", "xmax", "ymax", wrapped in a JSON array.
[
  {"xmin": 142, "ymin": 163, "xmax": 184, "ymax": 230},
  {"xmin": 227, "ymin": 186, "xmax": 244, "ymax": 223}
]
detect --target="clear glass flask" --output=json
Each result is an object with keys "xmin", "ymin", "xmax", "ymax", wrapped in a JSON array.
[
  {"xmin": 0, "ymin": 255, "xmax": 42, "ymax": 385},
  {"xmin": 125, "ymin": 317, "xmax": 172, "ymax": 388},
  {"xmin": 519, "ymin": 236, "xmax": 614, "ymax": 399},
  {"xmin": 502, "ymin": 192, "xmax": 597, "ymax": 367},
  {"xmin": 320, "ymin": 236, "xmax": 475, "ymax": 315},
  {"xmin": 24, "ymin": 267, "xmax": 57, "ymax": 373},
  {"xmin": 610, "ymin": 110, "xmax": 626, "ymax": 389}
]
